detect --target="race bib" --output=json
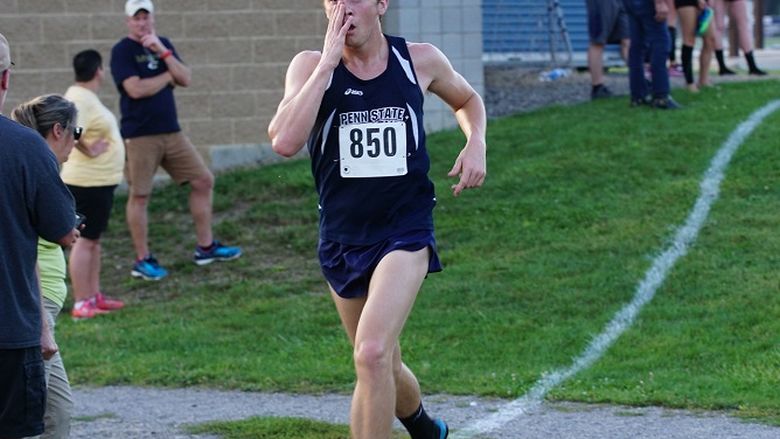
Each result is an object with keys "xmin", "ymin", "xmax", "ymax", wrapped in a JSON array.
[{"xmin": 339, "ymin": 121, "xmax": 408, "ymax": 178}]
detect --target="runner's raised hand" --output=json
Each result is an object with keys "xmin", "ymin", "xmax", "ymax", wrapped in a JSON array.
[{"xmin": 321, "ymin": 2, "xmax": 353, "ymax": 70}]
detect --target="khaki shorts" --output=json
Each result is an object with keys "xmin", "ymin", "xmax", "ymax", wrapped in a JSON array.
[{"xmin": 124, "ymin": 132, "xmax": 209, "ymax": 197}]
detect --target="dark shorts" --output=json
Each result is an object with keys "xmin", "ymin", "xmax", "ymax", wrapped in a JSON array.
[
  {"xmin": 586, "ymin": 0, "xmax": 629, "ymax": 44},
  {"xmin": 0, "ymin": 347, "xmax": 45, "ymax": 438},
  {"xmin": 66, "ymin": 185, "xmax": 118, "ymax": 240},
  {"xmin": 675, "ymin": 0, "xmax": 699, "ymax": 8},
  {"xmin": 319, "ymin": 230, "xmax": 443, "ymax": 299}
]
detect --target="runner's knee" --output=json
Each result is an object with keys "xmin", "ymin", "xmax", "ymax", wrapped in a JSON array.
[{"xmin": 354, "ymin": 339, "xmax": 393, "ymax": 377}]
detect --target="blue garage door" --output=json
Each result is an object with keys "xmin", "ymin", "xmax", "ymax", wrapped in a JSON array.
[{"xmin": 483, "ymin": 0, "xmax": 621, "ymax": 66}]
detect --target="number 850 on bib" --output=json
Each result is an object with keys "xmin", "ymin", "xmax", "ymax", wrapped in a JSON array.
[{"xmin": 339, "ymin": 121, "xmax": 408, "ymax": 178}]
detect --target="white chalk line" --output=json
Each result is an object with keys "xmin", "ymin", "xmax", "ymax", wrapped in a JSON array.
[{"xmin": 451, "ymin": 100, "xmax": 780, "ymax": 438}]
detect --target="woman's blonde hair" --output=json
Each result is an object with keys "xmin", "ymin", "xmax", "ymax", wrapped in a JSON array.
[{"xmin": 11, "ymin": 94, "xmax": 77, "ymax": 138}]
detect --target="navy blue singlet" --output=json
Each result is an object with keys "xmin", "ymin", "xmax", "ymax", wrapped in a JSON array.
[{"xmin": 308, "ymin": 35, "xmax": 436, "ymax": 245}]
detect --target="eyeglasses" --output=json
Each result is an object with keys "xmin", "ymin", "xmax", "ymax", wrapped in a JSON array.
[{"xmin": 73, "ymin": 126, "xmax": 82, "ymax": 140}]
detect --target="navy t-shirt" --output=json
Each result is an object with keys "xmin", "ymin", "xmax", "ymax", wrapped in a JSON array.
[
  {"xmin": 307, "ymin": 35, "xmax": 436, "ymax": 245},
  {"xmin": 110, "ymin": 36, "xmax": 181, "ymax": 138},
  {"xmin": 0, "ymin": 116, "xmax": 76, "ymax": 349}
]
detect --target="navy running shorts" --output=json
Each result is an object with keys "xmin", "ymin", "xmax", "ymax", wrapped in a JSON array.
[
  {"xmin": 0, "ymin": 347, "xmax": 46, "ymax": 438},
  {"xmin": 319, "ymin": 230, "xmax": 443, "ymax": 299}
]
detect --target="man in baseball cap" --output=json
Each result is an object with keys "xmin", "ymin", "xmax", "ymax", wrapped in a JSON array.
[
  {"xmin": 125, "ymin": 0, "xmax": 154, "ymax": 16},
  {"xmin": 111, "ymin": 0, "xmax": 241, "ymax": 281}
]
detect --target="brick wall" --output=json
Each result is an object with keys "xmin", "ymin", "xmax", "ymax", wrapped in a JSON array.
[
  {"xmin": 385, "ymin": 0, "xmax": 484, "ymax": 133},
  {"xmin": 0, "ymin": 0, "xmax": 483, "ymax": 167}
]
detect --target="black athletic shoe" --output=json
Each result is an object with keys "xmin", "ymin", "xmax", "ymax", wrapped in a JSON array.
[
  {"xmin": 651, "ymin": 96, "xmax": 682, "ymax": 110},
  {"xmin": 630, "ymin": 96, "xmax": 652, "ymax": 107},
  {"xmin": 591, "ymin": 84, "xmax": 613, "ymax": 100},
  {"xmin": 719, "ymin": 67, "xmax": 736, "ymax": 75},
  {"xmin": 749, "ymin": 68, "xmax": 768, "ymax": 76}
]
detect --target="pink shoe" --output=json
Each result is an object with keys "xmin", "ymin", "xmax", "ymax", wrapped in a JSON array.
[
  {"xmin": 668, "ymin": 64, "xmax": 683, "ymax": 78},
  {"xmin": 71, "ymin": 298, "xmax": 110, "ymax": 320},
  {"xmin": 95, "ymin": 292, "xmax": 125, "ymax": 311}
]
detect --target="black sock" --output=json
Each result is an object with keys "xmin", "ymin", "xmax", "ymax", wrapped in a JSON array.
[
  {"xmin": 681, "ymin": 45, "xmax": 694, "ymax": 85},
  {"xmin": 668, "ymin": 26, "xmax": 677, "ymax": 63},
  {"xmin": 715, "ymin": 49, "xmax": 725, "ymax": 69},
  {"xmin": 745, "ymin": 51, "xmax": 766, "ymax": 74},
  {"xmin": 198, "ymin": 241, "xmax": 216, "ymax": 252},
  {"xmin": 745, "ymin": 51, "xmax": 758, "ymax": 70},
  {"xmin": 399, "ymin": 403, "xmax": 440, "ymax": 439},
  {"xmin": 715, "ymin": 50, "xmax": 734, "ymax": 74}
]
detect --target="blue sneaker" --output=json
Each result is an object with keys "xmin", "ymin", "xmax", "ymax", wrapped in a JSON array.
[
  {"xmin": 131, "ymin": 255, "xmax": 168, "ymax": 281},
  {"xmin": 434, "ymin": 419, "xmax": 449, "ymax": 439},
  {"xmin": 193, "ymin": 241, "xmax": 241, "ymax": 266}
]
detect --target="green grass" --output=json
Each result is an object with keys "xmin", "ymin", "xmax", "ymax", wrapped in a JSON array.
[{"xmin": 58, "ymin": 81, "xmax": 780, "ymax": 431}]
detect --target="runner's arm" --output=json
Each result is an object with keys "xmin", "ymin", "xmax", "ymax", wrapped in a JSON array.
[
  {"xmin": 269, "ymin": 2, "xmax": 352, "ymax": 157},
  {"xmin": 413, "ymin": 43, "xmax": 487, "ymax": 196},
  {"xmin": 268, "ymin": 51, "xmax": 333, "ymax": 157}
]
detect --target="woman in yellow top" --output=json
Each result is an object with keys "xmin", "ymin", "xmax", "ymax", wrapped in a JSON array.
[
  {"xmin": 61, "ymin": 49, "xmax": 126, "ymax": 319},
  {"xmin": 12, "ymin": 94, "xmax": 80, "ymax": 439}
]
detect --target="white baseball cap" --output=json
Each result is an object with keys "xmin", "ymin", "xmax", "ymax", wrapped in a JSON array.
[{"xmin": 125, "ymin": 0, "xmax": 154, "ymax": 16}]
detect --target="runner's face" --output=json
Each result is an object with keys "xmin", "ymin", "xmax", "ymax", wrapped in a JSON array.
[
  {"xmin": 324, "ymin": 0, "xmax": 387, "ymax": 46},
  {"xmin": 127, "ymin": 10, "xmax": 155, "ymax": 39}
]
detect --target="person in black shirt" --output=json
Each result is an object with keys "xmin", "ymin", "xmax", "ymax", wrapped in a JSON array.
[{"xmin": 0, "ymin": 32, "xmax": 79, "ymax": 439}]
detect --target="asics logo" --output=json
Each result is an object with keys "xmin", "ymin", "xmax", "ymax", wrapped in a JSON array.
[{"xmin": 344, "ymin": 88, "xmax": 364, "ymax": 96}]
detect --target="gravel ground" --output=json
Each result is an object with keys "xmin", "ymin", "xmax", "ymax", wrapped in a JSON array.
[
  {"xmin": 483, "ymin": 64, "xmax": 767, "ymax": 117},
  {"xmin": 71, "ymin": 386, "xmax": 780, "ymax": 438},
  {"xmin": 484, "ymin": 65, "xmax": 631, "ymax": 117},
  {"xmin": 69, "ymin": 67, "xmax": 780, "ymax": 438}
]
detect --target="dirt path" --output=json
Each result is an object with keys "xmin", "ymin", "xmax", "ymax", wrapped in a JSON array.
[{"xmin": 71, "ymin": 386, "xmax": 779, "ymax": 438}]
